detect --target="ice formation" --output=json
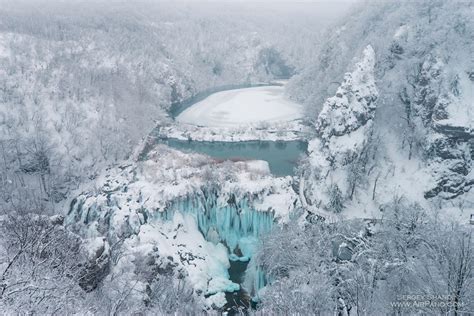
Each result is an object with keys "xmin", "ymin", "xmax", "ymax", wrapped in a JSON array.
[
  {"xmin": 162, "ymin": 192, "xmax": 274, "ymax": 259},
  {"xmin": 66, "ymin": 146, "xmax": 298, "ymax": 307}
]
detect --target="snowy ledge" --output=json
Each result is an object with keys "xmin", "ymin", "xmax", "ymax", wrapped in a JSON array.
[
  {"xmin": 158, "ymin": 120, "xmax": 310, "ymax": 142},
  {"xmin": 71, "ymin": 145, "xmax": 298, "ymax": 224}
]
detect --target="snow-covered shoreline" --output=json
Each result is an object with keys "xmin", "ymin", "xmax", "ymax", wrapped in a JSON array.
[{"xmin": 158, "ymin": 120, "xmax": 310, "ymax": 142}]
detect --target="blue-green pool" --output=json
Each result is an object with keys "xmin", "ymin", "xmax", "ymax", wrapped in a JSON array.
[{"xmin": 161, "ymin": 139, "xmax": 307, "ymax": 177}]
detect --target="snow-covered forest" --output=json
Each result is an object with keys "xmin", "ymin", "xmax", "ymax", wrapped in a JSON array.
[{"xmin": 0, "ymin": 0, "xmax": 473, "ymax": 315}]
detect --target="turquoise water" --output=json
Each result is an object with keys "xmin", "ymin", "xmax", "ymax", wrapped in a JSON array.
[
  {"xmin": 159, "ymin": 83, "xmax": 308, "ymax": 177},
  {"xmin": 148, "ymin": 86, "xmax": 306, "ymax": 310},
  {"xmin": 161, "ymin": 139, "xmax": 307, "ymax": 177}
]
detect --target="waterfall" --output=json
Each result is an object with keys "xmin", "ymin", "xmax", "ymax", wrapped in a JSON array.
[
  {"xmin": 67, "ymin": 186, "xmax": 276, "ymax": 302},
  {"xmin": 159, "ymin": 188, "xmax": 274, "ymax": 297}
]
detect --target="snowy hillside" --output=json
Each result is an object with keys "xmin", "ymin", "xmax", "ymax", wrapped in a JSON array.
[
  {"xmin": 0, "ymin": 1, "xmax": 319, "ymax": 211},
  {"xmin": 302, "ymin": 45, "xmax": 379, "ymax": 215},
  {"xmin": 291, "ymin": 0, "xmax": 474, "ymax": 220}
]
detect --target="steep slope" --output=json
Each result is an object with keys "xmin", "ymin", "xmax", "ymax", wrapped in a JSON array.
[
  {"xmin": 301, "ymin": 46, "xmax": 378, "ymax": 215},
  {"xmin": 293, "ymin": 0, "xmax": 474, "ymax": 219}
]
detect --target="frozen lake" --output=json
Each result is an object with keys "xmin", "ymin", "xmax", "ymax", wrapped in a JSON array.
[
  {"xmin": 176, "ymin": 85, "xmax": 304, "ymax": 127},
  {"xmin": 150, "ymin": 85, "xmax": 309, "ymax": 176}
]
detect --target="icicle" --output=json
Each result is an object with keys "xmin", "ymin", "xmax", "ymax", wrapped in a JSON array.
[
  {"xmin": 243, "ymin": 258, "xmax": 269, "ymax": 300},
  {"xmin": 160, "ymin": 189, "xmax": 275, "ymax": 299},
  {"xmin": 163, "ymin": 190, "xmax": 274, "ymax": 258}
]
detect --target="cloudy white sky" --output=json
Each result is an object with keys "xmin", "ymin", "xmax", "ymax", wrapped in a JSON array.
[{"xmin": 0, "ymin": 0, "xmax": 358, "ymax": 24}]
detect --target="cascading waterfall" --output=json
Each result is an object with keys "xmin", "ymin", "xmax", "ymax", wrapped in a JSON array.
[
  {"xmin": 67, "ymin": 186, "xmax": 275, "ymax": 301},
  {"xmin": 158, "ymin": 187, "xmax": 274, "ymax": 299}
]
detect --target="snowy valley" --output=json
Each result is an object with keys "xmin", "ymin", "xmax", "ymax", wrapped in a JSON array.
[{"xmin": 1, "ymin": 0, "xmax": 473, "ymax": 315}]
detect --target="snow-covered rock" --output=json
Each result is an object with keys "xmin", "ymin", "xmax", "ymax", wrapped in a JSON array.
[
  {"xmin": 303, "ymin": 45, "xmax": 378, "ymax": 213},
  {"xmin": 410, "ymin": 57, "xmax": 474, "ymax": 199},
  {"xmin": 290, "ymin": 0, "xmax": 474, "ymax": 221}
]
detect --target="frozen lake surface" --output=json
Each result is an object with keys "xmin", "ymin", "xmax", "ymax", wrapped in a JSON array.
[{"xmin": 176, "ymin": 85, "xmax": 304, "ymax": 127}]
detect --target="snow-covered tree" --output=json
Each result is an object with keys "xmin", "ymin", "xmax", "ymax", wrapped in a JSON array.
[{"xmin": 301, "ymin": 45, "xmax": 378, "ymax": 213}]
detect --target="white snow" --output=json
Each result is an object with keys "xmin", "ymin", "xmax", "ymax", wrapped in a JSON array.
[
  {"xmin": 76, "ymin": 145, "xmax": 297, "ymax": 220},
  {"xmin": 133, "ymin": 213, "xmax": 238, "ymax": 299},
  {"xmin": 84, "ymin": 237, "xmax": 108, "ymax": 259},
  {"xmin": 162, "ymin": 85, "xmax": 309, "ymax": 142},
  {"xmin": 305, "ymin": 45, "xmax": 379, "ymax": 214},
  {"xmin": 393, "ymin": 25, "xmax": 409, "ymax": 41},
  {"xmin": 176, "ymin": 86, "xmax": 304, "ymax": 127},
  {"xmin": 159, "ymin": 119, "xmax": 309, "ymax": 142},
  {"xmin": 436, "ymin": 71, "xmax": 474, "ymax": 129},
  {"xmin": 0, "ymin": 33, "xmax": 11, "ymax": 59}
]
